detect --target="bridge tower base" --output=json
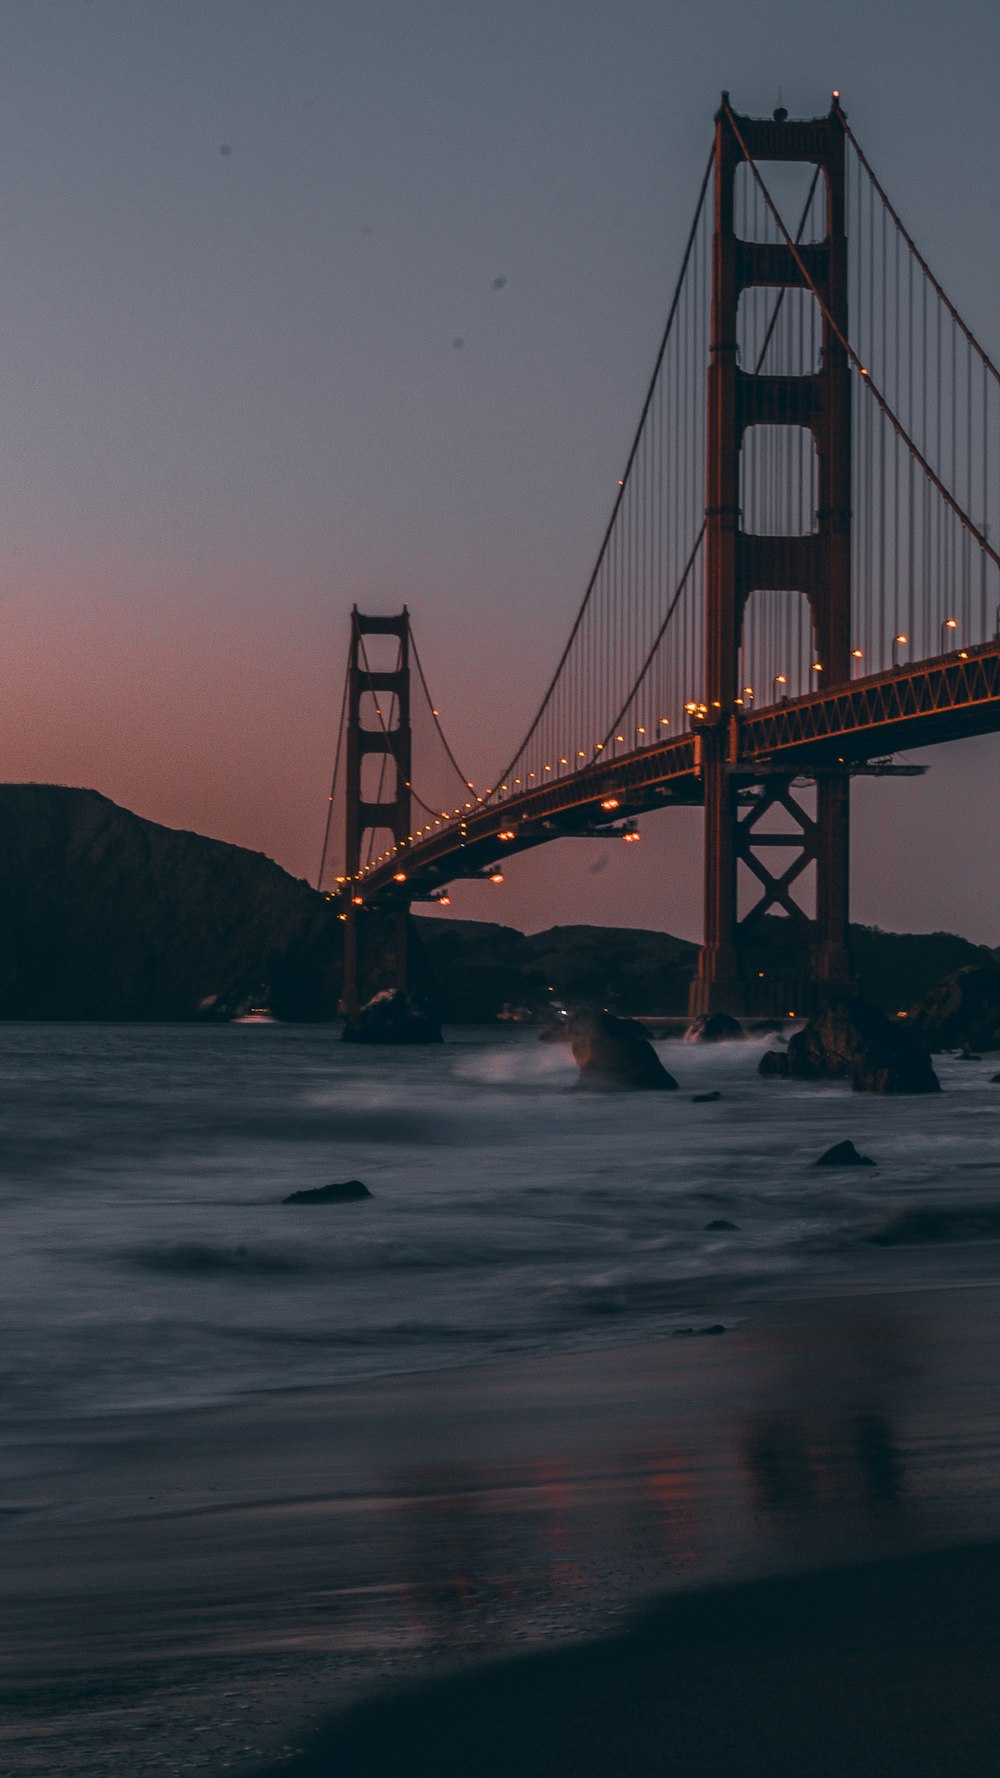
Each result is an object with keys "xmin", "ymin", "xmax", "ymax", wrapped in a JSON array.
[{"xmin": 690, "ymin": 97, "xmax": 853, "ymax": 1021}]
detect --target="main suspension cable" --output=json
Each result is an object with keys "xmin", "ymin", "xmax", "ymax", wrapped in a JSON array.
[
  {"xmin": 835, "ymin": 109, "xmax": 1000, "ymax": 386},
  {"xmin": 316, "ymin": 661, "xmax": 350, "ymax": 888},
  {"xmin": 410, "ymin": 630, "xmax": 477, "ymax": 792}
]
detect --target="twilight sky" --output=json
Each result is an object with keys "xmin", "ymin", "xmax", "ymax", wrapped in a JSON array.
[{"xmin": 1, "ymin": 1, "xmax": 998, "ymax": 942}]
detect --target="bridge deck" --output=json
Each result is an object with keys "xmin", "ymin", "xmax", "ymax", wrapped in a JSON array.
[{"xmin": 352, "ymin": 641, "xmax": 1000, "ymax": 906}]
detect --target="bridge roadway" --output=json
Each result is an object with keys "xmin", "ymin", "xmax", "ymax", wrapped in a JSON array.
[{"xmin": 352, "ymin": 640, "xmax": 1000, "ymax": 907}]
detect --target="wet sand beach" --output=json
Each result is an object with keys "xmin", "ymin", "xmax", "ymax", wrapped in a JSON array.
[{"xmin": 6, "ymin": 1279, "xmax": 1000, "ymax": 1774}]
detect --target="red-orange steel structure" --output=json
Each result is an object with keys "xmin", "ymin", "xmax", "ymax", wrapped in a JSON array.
[{"xmin": 692, "ymin": 98, "xmax": 852, "ymax": 1014}]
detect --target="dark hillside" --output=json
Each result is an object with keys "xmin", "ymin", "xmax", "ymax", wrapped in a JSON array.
[
  {"xmin": 414, "ymin": 920, "xmax": 698, "ymax": 1018},
  {"xmin": 418, "ymin": 916, "xmax": 992, "ymax": 1020},
  {"xmin": 849, "ymin": 924, "xmax": 992, "ymax": 1013},
  {"xmin": 0, "ymin": 785, "xmax": 343, "ymax": 1019}
]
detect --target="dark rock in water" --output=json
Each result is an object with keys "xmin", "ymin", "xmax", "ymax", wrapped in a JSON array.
[
  {"xmin": 684, "ymin": 1012, "xmax": 744, "ymax": 1044},
  {"xmin": 672, "ymin": 1323, "xmax": 726, "ymax": 1337},
  {"xmin": 908, "ymin": 964, "xmax": 1000, "ymax": 1054},
  {"xmin": 568, "ymin": 1011, "xmax": 678, "ymax": 1091},
  {"xmin": 342, "ymin": 989, "xmax": 442, "ymax": 1045},
  {"xmin": 957, "ymin": 1045, "xmax": 983, "ymax": 1061},
  {"xmin": 991, "ymin": 1073, "xmax": 1000, "ymax": 1084},
  {"xmin": 692, "ymin": 1090, "xmax": 722, "ymax": 1103},
  {"xmin": 869, "ymin": 1205, "xmax": 1000, "ymax": 1246},
  {"xmin": 704, "ymin": 1218, "xmax": 738, "ymax": 1230},
  {"xmin": 283, "ymin": 1179, "xmax": 372, "ymax": 1204},
  {"xmin": 815, "ymin": 1139, "xmax": 876, "ymax": 1168},
  {"xmin": 758, "ymin": 1047, "xmax": 790, "ymax": 1078},
  {"xmin": 784, "ymin": 996, "xmax": 940, "ymax": 1095}
]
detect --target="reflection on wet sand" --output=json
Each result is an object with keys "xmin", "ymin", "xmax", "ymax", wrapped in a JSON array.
[
  {"xmin": 742, "ymin": 1309, "xmax": 912, "ymax": 1526},
  {"xmin": 745, "ymin": 1407, "xmax": 904, "ymax": 1517},
  {"xmin": 5, "ymin": 1289, "xmax": 1000, "ymax": 1774}
]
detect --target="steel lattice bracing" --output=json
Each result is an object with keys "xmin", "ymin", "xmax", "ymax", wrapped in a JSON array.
[{"xmin": 322, "ymin": 98, "xmax": 1000, "ymax": 1015}]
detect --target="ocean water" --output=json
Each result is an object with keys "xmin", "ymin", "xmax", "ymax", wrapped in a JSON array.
[{"xmin": 2, "ymin": 1021, "xmax": 998, "ymax": 1423}]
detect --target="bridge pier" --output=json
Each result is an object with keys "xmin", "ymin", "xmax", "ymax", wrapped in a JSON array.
[
  {"xmin": 690, "ymin": 751, "xmax": 853, "ymax": 1018},
  {"xmin": 340, "ymin": 900, "xmax": 418, "ymax": 1020}
]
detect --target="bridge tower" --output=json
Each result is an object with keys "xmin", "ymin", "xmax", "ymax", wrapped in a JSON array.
[
  {"xmin": 690, "ymin": 98, "xmax": 852, "ymax": 1017},
  {"xmin": 340, "ymin": 607, "xmax": 412, "ymax": 1016}
]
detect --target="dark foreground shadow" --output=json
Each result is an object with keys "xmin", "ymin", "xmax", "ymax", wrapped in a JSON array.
[
  {"xmin": 246, "ymin": 1541, "xmax": 1000, "ymax": 1778},
  {"xmin": 245, "ymin": 1543, "xmax": 996, "ymax": 1778}
]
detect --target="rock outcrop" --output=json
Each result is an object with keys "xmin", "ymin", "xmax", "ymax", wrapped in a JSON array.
[
  {"xmin": 908, "ymin": 965, "xmax": 1000, "ymax": 1053},
  {"xmin": 568, "ymin": 1011, "xmax": 678, "ymax": 1091},
  {"xmin": 342, "ymin": 989, "xmax": 442, "ymax": 1045},
  {"xmin": 815, "ymin": 1140, "xmax": 876, "ymax": 1167},
  {"xmin": 283, "ymin": 1180, "xmax": 372, "ymax": 1204},
  {"xmin": 758, "ymin": 1048, "xmax": 790, "ymax": 1078},
  {"xmin": 781, "ymin": 996, "xmax": 940, "ymax": 1094}
]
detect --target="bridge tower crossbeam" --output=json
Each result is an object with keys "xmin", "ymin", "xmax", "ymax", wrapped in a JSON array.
[{"xmin": 691, "ymin": 98, "xmax": 853, "ymax": 1017}]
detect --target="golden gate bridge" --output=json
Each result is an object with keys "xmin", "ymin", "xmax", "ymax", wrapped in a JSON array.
[{"xmin": 318, "ymin": 95, "xmax": 1000, "ymax": 1018}]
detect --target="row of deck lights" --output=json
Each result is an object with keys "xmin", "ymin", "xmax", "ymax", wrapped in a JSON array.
[
  {"xmin": 721, "ymin": 622, "xmax": 971, "ymax": 706},
  {"xmin": 352, "ymin": 620, "xmax": 976, "ymax": 884},
  {"xmin": 346, "ymin": 611, "xmax": 993, "ymax": 898},
  {"xmin": 357, "ymin": 631, "xmax": 949, "ymax": 877}
]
